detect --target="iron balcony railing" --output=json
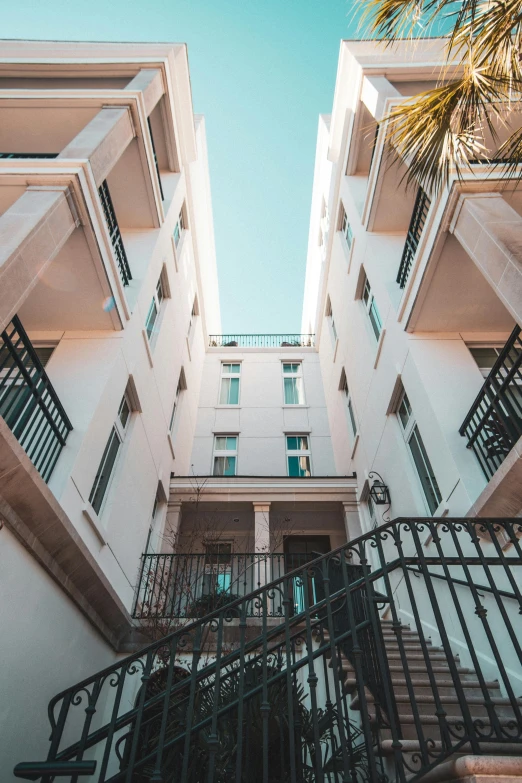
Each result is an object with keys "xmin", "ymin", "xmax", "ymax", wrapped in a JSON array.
[
  {"xmin": 134, "ymin": 551, "xmax": 321, "ymax": 619},
  {"xmin": 98, "ymin": 180, "xmax": 133, "ymax": 287},
  {"xmin": 209, "ymin": 334, "xmax": 315, "ymax": 348},
  {"xmin": 0, "ymin": 316, "xmax": 72, "ymax": 482},
  {"xmin": 0, "ymin": 153, "xmax": 58, "ymax": 159},
  {"xmin": 15, "ymin": 518, "xmax": 522, "ymax": 783},
  {"xmin": 147, "ymin": 118, "xmax": 164, "ymax": 201},
  {"xmin": 460, "ymin": 326, "xmax": 522, "ymax": 480},
  {"xmin": 396, "ymin": 186, "xmax": 431, "ymax": 289}
]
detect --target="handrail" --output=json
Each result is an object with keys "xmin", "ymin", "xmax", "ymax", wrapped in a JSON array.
[
  {"xmin": 16, "ymin": 517, "xmax": 522, "ymax": 783},
  {"xmin": 208, "ymin": 334, "xmax": 315, "ymax": 348}
]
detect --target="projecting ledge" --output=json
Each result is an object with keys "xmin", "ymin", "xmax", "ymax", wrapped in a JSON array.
[
  {"xmin": 0, "ymin": 418, "xmax": 133, "ymax": 649},
  {"xmin": 467, "ymin": 433, "xmax": 522, "ymax": 519},
  {"xmin": 413, "ymin": 755, "xmax": 522, "ymax": 783}
]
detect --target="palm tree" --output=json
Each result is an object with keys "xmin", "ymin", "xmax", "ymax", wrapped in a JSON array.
[{"xmin": 361, "ymin": 0, "xmax": 522, "ymax": 194}]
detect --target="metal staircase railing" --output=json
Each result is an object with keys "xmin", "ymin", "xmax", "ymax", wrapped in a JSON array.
[{"xmin": 14, "ymin": 518, "xmax": 522, "ymax": 783}]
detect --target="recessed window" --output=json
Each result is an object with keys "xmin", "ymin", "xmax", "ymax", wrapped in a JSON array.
[
  {"xmin": 286, "ymin": 435, "xmax": 312, "ymax": 477},
  {"xmin": 398, "ymin": 391, "xmax": 442, "ymax": 514},
  {"xmin": 282, "ymin": 362, "xmax": 305, "ymax": 405},
  {"xmin": 173, "ymin": 204, "xmax": 187, "ymax": 248},
  {"xmin": 219, "ymin": 363, "xmax": 241, "ymax": 405},
  {"xmin": 467, "ymin": 345, "xmax": 503, "ymax": 378},
  {"xmin": 169, "ymin": 368, "xmax": 187, "ymax": 433},
  {"xmin": 362, "ymin": 275, "xmax": 382, "ymax": 341},
  {"xmin": 187, "ymin": 295, "xmax": 199, "ymax": 343},
  {"xmin": 145, "ymin": 272, "xmax": 168, "ymax": 343},
  {"xmin": 213, "ymin": 435, "xmax": 238, "ymax": 476},
  {"xmin": 340, "ymin": 205, "xmax": 353, "ymax": 249},
  {"xmin": 340, "ymin": 369, "xmax": 357, "ymax": 437},
  {"xmin": 89, "ymin": 392, "xmax": 132, "ymax": 515},
  {"xmin": 325, "ymin": 296, "xmax": 338, "ymax": 347}
]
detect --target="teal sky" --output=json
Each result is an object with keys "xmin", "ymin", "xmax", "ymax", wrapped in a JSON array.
[{"xmin": 3, "ymin": 0, "xmax": 359, "ymax": 333}]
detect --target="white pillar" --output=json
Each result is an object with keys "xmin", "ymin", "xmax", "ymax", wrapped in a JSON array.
[
  {"xmin": 342, "ymin": 501, "xmax": 362, "ymax": 542},
  {"xmin": 451, "ymin": 193, "xmax": 522, "ymax": 326},
  {"xmin": 160, "ymin": 501, "xmax": 182, "ymax": 553},
  {"xmin": 253, "ymin": 502, "xmax": 271, "ymax": 587}
]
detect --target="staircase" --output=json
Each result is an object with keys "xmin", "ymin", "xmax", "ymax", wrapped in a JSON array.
[{"xmin": 13, "ymin": 517, "xmax": 522, "ymax": 783}]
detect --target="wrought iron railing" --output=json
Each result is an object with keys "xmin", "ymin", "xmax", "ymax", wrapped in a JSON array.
[
  {"xmin": 147, "ymin": 118, "xmax": 164, "ymax": 201},
  {"xmin": 209, "ymin": 334, "xmax": 315, "ymax": 348},
  {"xmin": 98, "ymin": 180, "xmax": 132, "ymax": 287},
  {"xmin": 396, "ymin": 186, "xmax": 431, "ymax": 289},
  {"xmin": 134, "ymin": 552, "xmax": 320, "ymax": 619},
  {"xmin": 14, "ymin": 518, "xmax": 522, "ymax": 782},
  {"xmin": 460, "ymin": 326, "xmax": 522, "ymax": 480},
  {"xmin": 0, "ymin": 316, "xmax": 72, "ymax": 482},
  {"xmin": 0, "ymin": 153, "xmax": 58, "ymax": 159}
]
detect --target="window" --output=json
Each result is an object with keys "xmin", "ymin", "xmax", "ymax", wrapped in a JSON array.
[
  {"xmin": 89, "ymin": 393, "xmax": 132, "ymax": 515},
  {"xmin": 219, "ymin": 363, "xmax": 241, "ymax": 405},
  {"xmin": 325, "ymin": 296, "xmax": 338, "ymax": 347},
  {"xmin": 340, "ymin": 369, "xmax": 357, "ymax": 437},
  {"xmin": 340, "ymin": 206, "xmax": 353, "ymax": 249},
  {"xmin": 169, "ymin": 368, "xmax": 187, "ymax": 433},
  {"xmin": 362, "ymin": 275, "xmax": 382, "ymax": 341},
  {"xmin": 468, "ymin": 345, "xmax": 503, "ymax": 378},
  {"xmin": 173, "ymin": 204, "xmax": 187, "ymax": 248},
  {"xmin": 145, "ymin": 275, "xmax": 166, "ymax": 341},
  {"xmin": 203, "ymin": 542, "xmax": 232, "ymax": 594},
  {"xmin": 283, "ymin": 363, "xmax": 305, "ymax": 405},
  {"xmin": 213, "ymin": 436, "xmax": 237, "ymax": 476},
  {"xmin": 187, "ymin": 295, "xmax": 199, "ymax": 343},
  {"xmin": 286, "ymin": 435, "xmax": 312, "ymax": 477},
  {"xmin": 398, "ymin": 391, "xmax": 442, "ymax": 514}
]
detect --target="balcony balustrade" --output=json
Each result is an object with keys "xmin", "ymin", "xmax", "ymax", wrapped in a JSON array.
[
  {"xmin": 396, "ymin": 185, "xmax": 431, "ymax": 288},
  {"xmin": 147, "ymin": 117, "xmax": 164, "ymax": 201},
  {"xmin": 134, "ymin": 551, "xmax": 319, "ymax": 619},
  {"xmin": 460, "ymin": 326, "xmax": 522, "ymax": 480},
  {"xmin": 209, "ymin": 334, "xmax": 315, "ymax": 348},
  {"xmin": 0, "ymin": 316, "xmax": 72, "ymax": 482},
  {"xmin": 98, "ymin": 179, "xmax": 133, "ymax": 287}
]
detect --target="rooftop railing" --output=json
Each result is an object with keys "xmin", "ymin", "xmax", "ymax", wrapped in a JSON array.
[
  {"xmin": 460, "ymin": 326, "xmax": 522, "ymax": 480},
  {"xmin": 209, "ymin": 334, "xmax": 315, "ymax": 348},
  {"xmin": 0, "ymin": 316, "xmax": 72, "ymax": 482},
  {"xmin": 396, "ymin": 186, "xmax": 431, "ymax": 289}
]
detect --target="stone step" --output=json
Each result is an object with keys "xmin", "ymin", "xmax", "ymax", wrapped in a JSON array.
[
  {"xmin": 354, "ymin": 692, "xmax": 521, "ymax": 718},
  {"xmin": 376, "ymin": 713, "xmax": 518, "ymax": 742},
  {"xmin": 345, "ymin": 678, "xmax": 501, "ymax": 700}
]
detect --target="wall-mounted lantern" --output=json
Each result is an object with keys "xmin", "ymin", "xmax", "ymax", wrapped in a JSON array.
[{"xmin": 369, "ymin": 471, "xmax": 390, "ymax": 506}]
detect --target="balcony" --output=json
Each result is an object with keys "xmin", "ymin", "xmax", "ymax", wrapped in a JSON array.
[
  {"xmin": 133, "ymin": 551, "xmax": 320, "ymax": 619},
  {"xmin": 460, "ymin": 326, "xmax": 522, "ymax": 480},
  {"xmin": 396, "ymin": 186, "xmax": 431, "ymax": 289},
  {"xmin": 98, "ymin": 179, "xmax": 132, "ymax": 287},
  {"xmin": 209, "ymin": 334, "xmax": 315, "ymax": 348},
  {"xmin": 0, "ymin": 316, "xmax": 72, "ymax": 482}
]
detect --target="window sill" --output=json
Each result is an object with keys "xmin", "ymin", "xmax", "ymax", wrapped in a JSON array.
[
  {"xmin": 142, "ymin": 329, "xmax": 154, "ymax": 368},
  {"xmin": 167, "ymin": 430, "xmax": 176, "ymax": 460},
  {"xmin": 215, "ymin": 404, "xmax": 241, "ymax": 409},
  {"xmin": 282, "ymin": 404, "xmax": 309, "ymax": 409},
  {"xmin": 82, "ymin": 502, "xmax": 107, "ymax": 545}
]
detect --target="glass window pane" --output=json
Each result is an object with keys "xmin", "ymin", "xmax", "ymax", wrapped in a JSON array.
[
  {"xmin": 173, "ymin": 221, "xmax": 181, "ymax": 247},
  {"xmin": 118, "ymin": 396, "xmax": 130, "ymax": 429},
  {"xmin": 230, "ymin": 364, "xmax": 241, "ymax": 374},
  {"xmin": 298, "ymin": 456, "xmax": 311, "ymax": 476},
  {"xmin": 145, "ymin": 299, "xmax": 158, "ymax": 339},
  {"xmin": 219, "ymin": 378, "xmax": 231, "ymax": 405},
  {"xmin": 228, "ymin": 377, "xmax": 239, "ymax": 404},
  {"xmin": 284, "ymin": 377, "xmax": 298, "ymax": 404},
  {"xmin": 347, "ymin": 399, "xmax": 357, "ymax": 435},
  {"xmin": 288, "ymin": 455, "xmax": 311, "ymax": 477},
  {"xmin": 215, "ymin": 436, "xmax": 227, "ymax": 450},
  {"xmin": 89, "ymin": 427, "xmax": 121, "ymax": 514},
  {"xmin": 345, "ymin": 223, "xmax": 353, "ymax": 248},
  {"xmin": 363, "ymin": 279, "xmax": 371, "ymax": 306},
  {"xmin": 398, "ymin": 394, "xmax": 412, "ymax": 429},
  {"xmin": 297, "ymin": 436, "xmax": 309, "ymax": 450},
  {"xmin": 287, "ymin": 455, "xmax": 300, "ymax": 477},
  {"xmin": 408, "ymin": 425, "xmax": 442, "ymax": 514},
  {"xmin": 213, "ymin": 456, "xmax": 236, "ymax": 476},
  {"xmin": 369, "ymin": 300, "xmax": 382, "ymax": 340},
  {"xmin": 469, "ymin": 347, "xmax": 500, "ymax": 374},
  {"xmin": 225, "ymin": 437, "xmax": 237, "ymax": 450},
  {"xmin": 286, "ymin": 436, "xmax": 298, "ymax": 451}
]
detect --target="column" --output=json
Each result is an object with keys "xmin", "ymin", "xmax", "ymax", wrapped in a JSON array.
[
  {"xmin": 160, "ymin": 501, "xmax": 182, "ymax": 553},
  {"xmin": 58, "ymin": 106, "xmax": 135, "ymax": 186},
  {"xmin": 451, "ymin": 193, "xmax": 522, "ymax": 326},
  {"xmin": 342, "ymin": 501, "xmax": 362, "ymax": 542},
  {"xmin": 0, "ymin": 186, "xmax": 78, "ymax": 331},
  {"xmin": 125, "ymin": 68, "xmax": 164, "ymax": 116},
  {"xmin": 253, "ymin": 502, "xmax": 271, "ymax": 588}
]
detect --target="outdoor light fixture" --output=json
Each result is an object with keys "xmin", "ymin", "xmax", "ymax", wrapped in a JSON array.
[{"xmin": 368, "ymin": 471, "xmax": 390, "ymax": 506}]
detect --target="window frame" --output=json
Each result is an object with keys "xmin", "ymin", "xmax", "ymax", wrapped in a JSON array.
[
  {"xmin": 286, "ymin": 434, "xmax": 312, "ymax": 477},
  {"xmin": 173, "ymin": 204, "xmax": 187, "ymax": 248},
  {"xmin": 169, "ymin": 368, "xmax": 187, "ymax": 434},
  {"xmin": 282, "ymin": 362, "xmax": 305, "ymax": 406},
  {"xmin": 340, "ymin": 205, "xmax": 353, "ymax": 249},
  {"xmin": 212, "ymin": 435, "xmax": 238, "ymax": 476},
  {"xmin": 219, "ymin": 362, "xmax": 241, "ymax": 406},
  {"xmin": 145, "ymin": 269, "xmax": 169, "ymax": 346},
  {"xmin": 362, "ymin": 275, "xmax": 382, "ymax": 341},
  {"xmin": 340, "ymin": 369, "xmax": 357, "ymax": 438},
  {"xmin": 397, "ymin": 390, "xmax": 442, "ymax": 515},
  {"xmin": 88, "ymin": 391, "xmax": 132, "ymax": 516}
]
